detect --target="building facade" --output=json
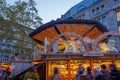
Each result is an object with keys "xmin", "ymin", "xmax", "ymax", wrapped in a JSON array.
[
  {"xmin": 63, "ymin": 0, "xmax": 120, "ymax": 31},
  {"xmin": 0, "ymin": 18, "xmax": 36, "ymax": 63},
  {"xmin": 62, "ymin": 0, "xmax": 120, "ymax": 50}
]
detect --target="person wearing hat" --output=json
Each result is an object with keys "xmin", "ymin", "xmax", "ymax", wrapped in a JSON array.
[
  {"xmin": 93, "ymin": 67, "xmax": 104, "ymax": 80},
  {"xmin": 109, "ymin": 63, "xmax": 120, "ymax": 80}
]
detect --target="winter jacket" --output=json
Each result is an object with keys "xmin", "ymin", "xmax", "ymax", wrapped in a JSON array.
[
  {"xmin": 110, "ymin": 69, "xmax": 120, "ymax": 80},
  {"xmin": 95, "ymin": 74, "xmax": 104, "ymax": 80},
  {"xmin": 80, "ymin": 75, "xmax": 92, "ymax": 80},
  {"xmin": 23, "ymin": 71, "xmax": 39, "ymax": 80},
  {"xmin": 52, "ymin": 74, "xmax": 61, "ymax": 80},
  {"xmin": 101, "ymin": 69, "xmax": 110, "ymax": 80},
  {"xmin": 76, "ymin": 72, "xmax": 83, "ymax": 80}
]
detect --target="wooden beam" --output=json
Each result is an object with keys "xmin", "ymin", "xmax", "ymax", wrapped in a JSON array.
[
  {"xmin": 33, "ymin": 38, "xmax": 44, "ymax": 45},
  {"xmin": 53, "ymin": 24, "xmax": 67, "ymax": 40},
  {"xmin": 82, "ymin": 24, "xmax": 96, "ymax": 37},
  {"xmin": 53, "ymin": 24, "xmax": 61, "ymax": 34}
]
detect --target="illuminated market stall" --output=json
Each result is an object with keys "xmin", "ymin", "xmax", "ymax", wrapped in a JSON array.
[{"xmin": 30, "ymin": 19, "xmax": 120, "ymax": 80}]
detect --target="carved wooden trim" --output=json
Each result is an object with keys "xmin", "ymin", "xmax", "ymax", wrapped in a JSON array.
[
  {"xmin": 92, "ymin": 32, "xmax": 120, "ymax": 50},
  {"xmin": 47, "ymin": 32, "xmax": 90, "ymax": 53}
]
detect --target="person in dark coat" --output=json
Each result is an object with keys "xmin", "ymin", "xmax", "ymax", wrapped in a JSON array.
[
  {"xmin": 76, "ymin": 64, "xmax": 85, "ymax": 80},
  {"xmin": 0, "ymin": 67, "xmax": 8, "ymax": 80},
  {"xmin": 52, "ymin": 67, "xmax": 61, "ymax": 80},
  {"xmin": 86, "ymin": 66, "xmax": 94, "ymax": 80},
  {"xmin": 101, "ymin": 64, "xmax": 110, "ymax": 80},
  {"xmin": 80, "ymin": 71, "xmax": 92, "ymax": 80},
  {"xmin": 109, "ymin": 63, "xmax": 120, "ymax": 80},
  {"xmin": 93, "ymin": 67, "xmax": 105, "ymax": 80}
]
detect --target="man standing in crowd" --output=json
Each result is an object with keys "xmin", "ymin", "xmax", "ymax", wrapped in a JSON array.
[
  {"xmin": 0, "ymin": 67, "xmax": 8, "ymax": 80},
  {"xmin": 76, "ymin": 64, "xmax": 85, "ymax": 80},
  {"xmin": 109, "ymin": 63, "xmax": 120, "ymax": 80},
  {"xmin": 52, "ymin": 67, "xmax": 61, "ymax": 80},
  {"xmin": 101, "ymin": 64, "xmax": 110, "ymax": 80}
]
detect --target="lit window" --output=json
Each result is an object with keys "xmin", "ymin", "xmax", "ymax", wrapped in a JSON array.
[
  {"xmin": 119, "ymin": 27, "xmax": 120, "ymax": 33},
  {"xmin": 117, "ymin": 11, "xmax": 120, "ymax": 21}
]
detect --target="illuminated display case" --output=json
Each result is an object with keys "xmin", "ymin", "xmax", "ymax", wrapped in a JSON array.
[
  {"xmin": 93, "ymin": 60, "xmax": 113, "ymax": 68},
  {"xmin": 46, "ymin": 59, "xmax": 119, "ymax": 80},
  {"xmin": 116, "ymin": 60, "xmax": 120, "ymax": 69},
  {"xmin": 70, "ymin": 60, "xmax": 90, "ymax": 79},
  {"xmin": 47, "ymin": 60, "xmax": 90, "ymax": 79},
  {"xmin": 48, "ymin": 61, "xmax": 68, "ymax": 79}
]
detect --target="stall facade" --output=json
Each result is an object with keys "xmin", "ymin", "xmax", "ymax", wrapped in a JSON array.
[{"xmin": 30, "ymin": 19, "xmax": 120, "ymax": 80}]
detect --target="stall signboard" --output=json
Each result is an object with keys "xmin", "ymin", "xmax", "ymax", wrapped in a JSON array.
[{"xmin": 83, "ymin": 51, "xmax": 104, "ymax": 56}]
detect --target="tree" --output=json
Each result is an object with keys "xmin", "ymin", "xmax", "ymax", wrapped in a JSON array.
[
  {"xmin": 0, "ymin": 0, "xmax": 42, "ymax": 59},
  {"xmin": 0, "ymin": 0, "xmax": 42, "ymax": 28}
]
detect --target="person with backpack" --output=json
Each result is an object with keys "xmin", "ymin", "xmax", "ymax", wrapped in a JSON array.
[
  {"xmin": 101, "ymin": 64, "xmax": 110, "ymax": 80},
  {"xmin": 109, "ymin": 63, "xmax": 120, "ymax": 80}
]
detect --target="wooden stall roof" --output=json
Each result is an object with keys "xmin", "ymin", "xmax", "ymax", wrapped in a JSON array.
[{"xmin": 29, "ymin": 19, "xmax": 108, "ymax": 44}]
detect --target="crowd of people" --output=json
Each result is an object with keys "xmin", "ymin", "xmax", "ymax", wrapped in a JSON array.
[
  {"xmin": 1, "ymin": 63, "xmax": 120, "ymax": 80},
  {"xmin": 52, "ymin": 63, "xmax": 120, "ymax": 80}
]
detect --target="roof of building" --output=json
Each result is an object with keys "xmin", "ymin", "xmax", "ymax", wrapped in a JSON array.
[
  {"xmin": 62, "ymin": 0, "xmax": 102, "ymax": 19},
  {"xmin": 29, "ymin": 19, "xmax": 107, "ymax": 45}
]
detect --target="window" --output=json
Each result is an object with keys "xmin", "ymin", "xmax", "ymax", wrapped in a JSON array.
[
  {"xmin": 114, "ymin": 0, "xmax": 119, "ymax": 5},
  {"xmin": 102, "ymin": 16, "xmax": 106, "ymax": 26},
  {"xmin": 2, "ymin": 39, "xmax": 6, "ymax": 43},
  {"xmin": 78, "ymin": 5, "xmax": 85, "ymax": 10},
  {"xmin": 11, "ymin": 26, "xmax": 17, "ymax": 32},
  {"xmin": 101, "ymin": 5, "xmax": 104, "ymax": 10},
  {"xmin": 96, "ymin": 7, "xmax": 100, "ymax": 13},
  {"xmin": 96, "ymin": 16, "xmax": 107, "ymax": 26},
  {"xmin": 78, "ymin": 15, "xmax": 81, "ymax": 19},
  {"xmin": 11, "ymin": 40, "xmax": 18, "ymax": 45},
  {"xmin": 97, "ymin": 18, "xmax": 101, "ymax": 23},
  {"xmin": 117, "ymin": 11, "xmax": 120, "ymax": 21},
  {"xmin": 82, "ymin": 14, "xmax": 85, "ymax": 19},
  {"xmin": 14, "ymin": 34, "xmax": 20, "ymax": 39},
  {"xmin": 92, "ymin": 9, "xmax": 95, "ymax": 15}
]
